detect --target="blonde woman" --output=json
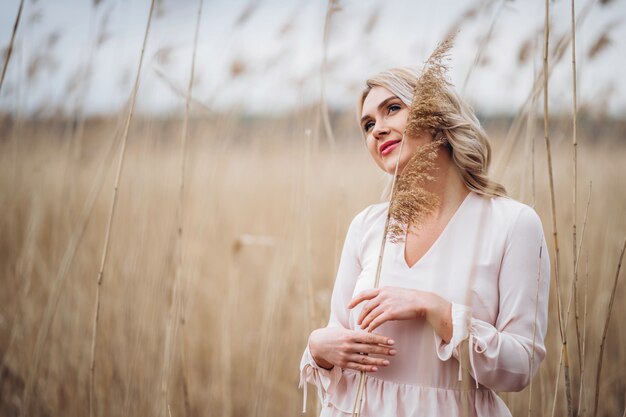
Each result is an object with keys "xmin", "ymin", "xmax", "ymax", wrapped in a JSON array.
[{"xmin": 298, "ymin": 67, "xmax": 550, "ymax": 416}]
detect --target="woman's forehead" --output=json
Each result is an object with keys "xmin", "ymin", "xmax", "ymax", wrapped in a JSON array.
[{"xmin": 361, "ymin": 86, "xmax": 397, "ymax": 116}]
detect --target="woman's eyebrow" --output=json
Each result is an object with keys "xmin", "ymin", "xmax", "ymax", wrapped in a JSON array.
[{"xmin": 360, "ymin": 96, "xmax": 398, "ymax": 125}]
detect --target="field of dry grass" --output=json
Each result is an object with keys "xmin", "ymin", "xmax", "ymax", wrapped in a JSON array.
[
  {"xmin": 1, "ymin": 0, "xmax": 626, "ymax": 415},
  {"xmin": 0, "ymin": 111, "xmax": 624, "ymax": 416}
]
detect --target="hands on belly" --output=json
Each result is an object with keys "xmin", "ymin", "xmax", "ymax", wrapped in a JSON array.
[
  {"xmin": 308, "ymin": 326, "xmax": 397, "ymax": 373},
  {"xmin": 348, "ymin": 286, "xmax": 453, "ymax": 343}
]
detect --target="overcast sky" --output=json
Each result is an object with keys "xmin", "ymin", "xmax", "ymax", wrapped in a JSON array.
[{"xmin": 1, "ymin": 0, "xmax": 625, "ymax": 117}]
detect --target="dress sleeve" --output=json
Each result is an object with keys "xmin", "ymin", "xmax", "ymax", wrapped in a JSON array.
[
  {"xmin": 298, "ymin": 208, "xmax": 366, "ymax": 412},
  {"xmin": 434, "ymin": 205, "xmax": 551, "ymax": 392}
]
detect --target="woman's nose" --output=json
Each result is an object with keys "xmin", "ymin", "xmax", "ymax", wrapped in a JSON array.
[{"xmin": 372, "ymin": 122, "xmax": 390, "ymax": 140}]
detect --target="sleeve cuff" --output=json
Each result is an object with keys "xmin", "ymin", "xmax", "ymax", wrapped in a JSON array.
[
  {"xmin": 298, "ymin": 342, "xmax": 343, "ymax": 413},
  {"xmin": 434, "ymin": 302, "xmax": 472, "ymax": 361}
]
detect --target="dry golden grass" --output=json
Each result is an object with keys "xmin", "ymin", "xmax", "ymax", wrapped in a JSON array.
[{"xmin": 0, "ymin": 113, "xmax": 625, "ymax": 417}]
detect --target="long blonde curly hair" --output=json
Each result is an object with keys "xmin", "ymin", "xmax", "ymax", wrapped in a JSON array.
[{"xmin": 357, "ymin": 66, "xmax": 507, "ymax": 199}]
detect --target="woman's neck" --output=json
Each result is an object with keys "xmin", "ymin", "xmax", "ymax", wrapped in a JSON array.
[{"xmin": 422, "ymin": 148, "xmax": 469, "ymax": 218}]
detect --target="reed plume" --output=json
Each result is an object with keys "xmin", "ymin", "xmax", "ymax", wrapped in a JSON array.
[
  {"xmin": 405, "ymin": 36, "xmax": 455, "ymax": 137},
  {"xmin": 351, "ymin": 34, "xmax": 456, "ymax": 417},
  {"xmin": 387, "ymin": 139, "xmax": 444, "ymax": 244},
  {"xmin": 386, "ymin": 34, "xmax": 457, "ymax": 243}
]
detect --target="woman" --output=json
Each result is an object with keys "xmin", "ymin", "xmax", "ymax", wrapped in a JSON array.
[{"xmin": 298, "ymin": 67, "xmax": 550, "ymax": 417}]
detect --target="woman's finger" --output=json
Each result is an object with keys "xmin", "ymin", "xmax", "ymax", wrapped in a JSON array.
[
  {"xmin": 345, "ymin": 361, "xmax": 379, "ymax": 373},
  {"xmin": 352, "ymin": 331, "xmax": 394, "ymax": 347},
  {"xmin": 347, "ymin": 353, "xmax": 390, "ymax": 368},
  {"xmin": 347, "ymin": 288, "xmax": 380, "ymax": 309},
  {"xmin": 357, "ymin": 298, "xmax": 381, "ymax": 325},
  {"xmin": 351, "ymin": 343, "xmax": 397, "ymax": 357},
  {"xmin": 361, "ymin": 305, "xmax": 385, "ymax": 329},
  {"xmin": 366, "ymin": 311, "xmax": 392, "ymax": 332}
]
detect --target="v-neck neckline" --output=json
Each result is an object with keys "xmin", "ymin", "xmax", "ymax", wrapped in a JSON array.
[{"xmin": 400, "ymin": 190, "xmax": 474, "ymax": 270}]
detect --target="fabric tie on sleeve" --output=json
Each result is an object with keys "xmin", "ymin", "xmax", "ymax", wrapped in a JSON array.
[
  {"xmin": 299, "ymin": 346, "xmax": 343, "ymax": 413},
  {"xmin": 298, "ymin": 372, "xmax": 308, "ymax": 413},
  {"xmin": 464, "ymin": 329, "xmax": 488, "ymax": 388},
  {"xmin": 436, "ymin": 302, "xmax": 487, "ymax": 388}
]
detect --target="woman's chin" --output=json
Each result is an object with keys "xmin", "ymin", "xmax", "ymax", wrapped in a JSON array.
[{"xmin": 383, "ymin": 161, "xmax": 407, "ymax": 175}]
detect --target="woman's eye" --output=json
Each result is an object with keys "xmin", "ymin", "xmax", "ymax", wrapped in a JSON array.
[
  {"xmin": 364, "ymin": 121, "xmax": 374, "ymax": 132},
  {"xmin": 388, "ymin": 104, "xmax": 401, "ymax": 113}
]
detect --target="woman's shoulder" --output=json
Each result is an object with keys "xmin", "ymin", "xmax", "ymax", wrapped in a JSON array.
[
  {"xmin": 478, "ymin": 193, "xmax": 545, "ymax": 236},
  {"xmin": 351, "ymin": 201, "xmax": 389, "ymax": 227}
]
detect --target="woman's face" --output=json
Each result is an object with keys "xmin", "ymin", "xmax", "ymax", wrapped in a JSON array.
[{"xmin": 360, "ymin": 86, "xmax": 433, "ymax": 175}]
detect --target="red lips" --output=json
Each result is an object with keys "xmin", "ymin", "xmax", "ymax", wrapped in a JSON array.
[{"xmin": 379, "ymin": 139, "xmax": 401, "ymax": 156}]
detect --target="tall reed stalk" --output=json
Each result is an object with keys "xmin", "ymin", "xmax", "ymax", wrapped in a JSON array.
[
  {"xmin": 160, "ymin": 1, "xmax": 203, "ymax": 415},
  {"xmin": 461, "ymin": 0, "xmax": 504, "ymax": 93},
  {"xmin": 570, "ymin": 0, "xmax": 583, "ymax": 378},
  {"xmin": 493, "ymin": 0, "xmax": 595, "ymax": 179},
  {"xmin": 89, "ymin": 2, "xmax": 156, "ymax": 416},
  {"xmin": 320, "ymin": 0, "xmax": 338, "ymax": 150},
  {"xmin": 0, "ymin": 0, "xmax": 24, "ymax": 94},
  {"xmin": 578, "ymin": 254, "xmax": 589, "ymax": 417},
  {"xmin": 542, "ymin": 1, "xmax": 573, "ymax": 415},
  {"xmin": 593, "ymin": 237, "xmax": 626, "ymax": 417},
  {"xmin": 561, "ymin": 183, "xmax": 591, "ymax": 417},
  {"xmin": 527, "ymin": 243, "xmax": 544, "ymax": 417}
]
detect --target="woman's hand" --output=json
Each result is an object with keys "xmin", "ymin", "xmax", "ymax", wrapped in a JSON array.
[
  {"xmin": 348, "ymin": 286, "xmax": 452, "ymax": 343},
  {"xmin": 308, "ymin": 327, "xmax": 397, "ymax": 373}
]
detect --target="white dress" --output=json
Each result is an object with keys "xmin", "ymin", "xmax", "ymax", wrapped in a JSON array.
[{"xmin": 299, "ymin": 191, "xmax": 550, "ymax": 416}]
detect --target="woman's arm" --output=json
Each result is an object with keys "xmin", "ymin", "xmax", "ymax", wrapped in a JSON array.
[
  {"xmin": 299, "ymin": 206, "xmax": 394, "ymax": 412},
  {"xmin": 434, "ymin": 205, "xmax": 551, "ymax": 392}
]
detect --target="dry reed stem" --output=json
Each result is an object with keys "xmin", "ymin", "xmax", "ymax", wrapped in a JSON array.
[
  {"xmin": 351, "ymin": 35, "xmax": 455, "ymax": 417},
  {"xmin": 570, "ymin": 0, "xmax": 582, "ymax": 376},
  {"xmin": 556, "ymin": 182, "xmax": 589, "ymax": 417},
  {"xmin": 160, "ymin": 1, "xmax": 203, "ymax": 415},
  {"xmin": 530, "ymin": 33, "xmax": 539, "ymax": 206},
  {"xmin": 152, "ymin": 66, "xmax": 214, "ymax": 114},
  {"xmin": 560, "ymin": 182, "xmax": 590, "ymax": 416},
  {"xmin": 527, "ymin": 243, "xmax": 544, "ymax": 417},
  {"xmin": 520, "ymin": 31, "xmax": 538, "ymax": 205},
  {"xmin": 461, "ymin": 0, "xmax": 504, "ymax": 93},
  {"xmin": 577, "ymin": 254, "xmax": 589, "ymax": 417},
  {"xmin": 551, "ymin": 345, "xmax": 564, "ymax": 417},
  {"xmin": 302, "ymin": 123, "xmax": 318, "ymax": 417},
  {"xmin": 542, "ymin": 1, "xmax": 573, "ymax": 415},
  {"xmin": 492, "ymin": 0, "xmax": 595, "ymax": 178},
  {"xmin": 320, "ymin": 0, "xmax": 338, "ymax": 150},
  {"xmin": 593, "ymin": 236, "xmax": 626, "ymax": 417},
  {"xmin": 21, "ymin": 114, "xmax": 124, "ymax": 417},
  {"xmin": 89, "ymin": 2, "xmax": 156, "ymax": 416},
  {"xmin": 564, "ymin": 183, "xmax": 591, "ymax": 330},
  {"xmin": 0, "ymin": 0, "xmax": 24, "ymax": 94}
]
